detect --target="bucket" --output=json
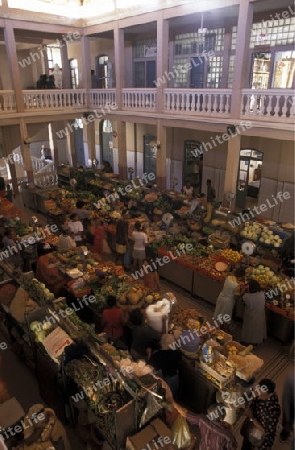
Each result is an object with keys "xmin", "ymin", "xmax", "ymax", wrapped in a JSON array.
[{"xmin": 146, "ymin": 299, "xmax": 171, "ymax": 333}]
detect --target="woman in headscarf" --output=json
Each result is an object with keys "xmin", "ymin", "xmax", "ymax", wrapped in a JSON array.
[{"xmin": 241, "ymin": 379, "xmax": 280, "ymax": 450}]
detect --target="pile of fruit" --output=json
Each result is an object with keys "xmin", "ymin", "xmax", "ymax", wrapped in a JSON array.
[
  {"xmin": 246, "ymin": 265, "xmax": 281, "ymax": 287},
  {"xmin": 30, "ymin": 320, "xmax": 53, "ymax": 343},
  {"xmin": 259, "ymin": 229, "xmax": 284, "ymax": 247},
  {"xmin": 240, "ymin": 222, "xmax": 262, "ymax": 241},
  {"xmin": 218, "ymin": 249, "xmax": 242, "ymax": 263},
  {"xmin": 22, "ymin": 277, "xmax": 54, "ymax": 304}
]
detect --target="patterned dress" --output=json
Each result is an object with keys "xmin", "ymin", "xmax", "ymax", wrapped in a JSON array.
[{"xmin": 243, "ymin": 393, "xmax": 281, "ymax": 450}]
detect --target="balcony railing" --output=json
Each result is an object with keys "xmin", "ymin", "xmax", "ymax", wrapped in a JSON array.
[
  {"xmin": 88, "ymin": 89, "xmax": 116, "ymax": 109},
  {"xmin": 0, "ymin": 91, "xmax": 16, "ymax": 112},
  {"xmin": 0, "ymin": 89, "xmax": 294, "ymax": 126},
  {"xmin": 122, "ymin": 89, "xmax": 156, "ymax": 111},
  {"xmin": 164, "ymin": 89, "xmax": 232, "ymax": 116},
  {"xmin": 23, "ymin": 89, "xmax": 88, "ymax": 110},
  {"xmin": 241, "ymin": 89, "xmax": 294, "ymax": 121}
]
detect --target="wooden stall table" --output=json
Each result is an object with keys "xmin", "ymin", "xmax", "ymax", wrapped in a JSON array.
[
  {"xmin": 35, "ymin": 253, "xmax": 68, "ymax": 296},
  {"xmin": 192, "ymin": 271, "xmax": 223, "ymax": 305}
]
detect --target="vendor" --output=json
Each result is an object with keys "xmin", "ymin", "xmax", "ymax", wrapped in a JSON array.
[
  {"xmin": 188, "ymin": 193, "xmax": 207, "ymax": 214},
  {"xmin": 182, "ymin": 181, "xmax": 194, "ymax": 198},
  {"xmin": 74, "ymin": 201, "xmax": 92, "ymax": 222},
  {"xmin": 57, "ymin": 226, "xmax": 77, "ymax": 250},
  {"xmin": 206, "ymin": 179, "xmax": 216, "ymax": 203},
  {"xmin": 67, "ymin": 213, "xmax": 84, "ymax": 245},
  {"xmin": 130, "ymin": 308, "xmax": 161, "ymax": 361},
  {"xmin": 101, "ymin": 160, "xmax": 113, "ymax": 173}
]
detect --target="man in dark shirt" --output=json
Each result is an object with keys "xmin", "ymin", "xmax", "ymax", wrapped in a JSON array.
[
  {"xmin": 206, "ymin": 179, "xmax": 216, "ymax": 202},
  {"xmin": 148, "ymin": 338, "xmax": 182, "ymax": 399},
  {"xmin": 130, "ymin": 309, "xmax": 160, "ymax": 361}
]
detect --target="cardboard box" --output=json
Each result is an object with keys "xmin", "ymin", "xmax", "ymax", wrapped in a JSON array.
[{"xmin": 126, "ymin": 418, "xmax": 173, "ymax": 450}]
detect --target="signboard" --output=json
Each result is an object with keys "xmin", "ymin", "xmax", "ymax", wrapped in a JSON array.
[{"xmin": 144, "ymin": 44, "xmax": 157, "ymax": 57}]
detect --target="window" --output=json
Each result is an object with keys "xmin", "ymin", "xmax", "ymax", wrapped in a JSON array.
[
  {"xmin": 174, "ymin": 29, "xmax": 225, "ymax": 55},
  {"xmin": 231, "ymin": 26, "xmax": 237, "ymax": 51},
  {"xmin": 272, "ymin": 50, "xmax": 295, "ymax": 88},
  {"xmin": 133, "ymin": 38, "xmax": 157, "ymax": 59},
  {"xmin": 228, "ymin": 55, "xmax": 235, "ymax": 88},
  {"xmin": 46, "ymin": 45, "xmax": 62, "ymax": 73},
  {"xmin": 69, "ymin": 59, "xmax": 79, "ymax": 89},
  {"xmin": 207, "ymin": 56, "xmax": 223, "ymax": 88},
  {"xmin": 250, "ymin": 17, "xmax": 295, "ymax": 48},
  {"xmin": 172, "ymin": 58, "xmax": 188, "ymax": 88}
]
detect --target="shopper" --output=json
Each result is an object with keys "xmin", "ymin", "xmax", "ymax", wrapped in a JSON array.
[
  {"xmin": 101, "ymin": 160, "xmax": 113, "ymax": 173},
  {"xmin": 182, "ymin": 181, "xmax": 194, "ymax": 198},
  {"xmin": 206, "ymin": 179, "xmax": 216, "ymax": 202},
  {"xmin": 5, "ymin": 184, "xmax": 13, "ymax": 202},
  {"xmin": 102, "ymin": 295, "xmax": 127, "ymax": 342},
  {"xmin": 90, "ymin": 218, "xmax": 104, "ymax": 254},
  {"xmin": 115, "ymin": 213, "xmax": 129, "ymax": 266},
  {"xmin": 67, "ymin": 213, "xmax": 84, "ymax": 245},
  {"xmin": 241, "ymin": 379, "xmax": 280, "ymax": 450},
  {"xmin": 241, "ymin": 280, "xmax": 267, "ymax": 346},
  {"xmin": 91, "ymin": 69, "xmax": 99, "ymax": 88},
  {"xmin": 213, "ymin": 268, "xmax": 246, "ymax": 331},
  {"xmin": 130, "ymin": 308, "xmax": 160, "ymax": 361},
  {"xmin": 280, "ymin": 366, "xmax": 294, "ymax": 443},
  {"xmin": 132, "ymin": 222, "xmax": 148, "ymax": 269},
  {"xmin": 142, "ymin": 259, "xmax": 161, "ymax": 292},
  {"xmin": 148, "ymin": 338, "xmax": 182, "ymax": 399},
  {"xmin": 186, "ymin": 411, "xmax": 237, "ymax": 450}
]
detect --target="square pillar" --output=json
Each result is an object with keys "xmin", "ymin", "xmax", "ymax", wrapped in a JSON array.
[
  {"xmin": 117, "ymin": 121, "xmax": 127, "ymax": 180},
  {"xmin": 231, "ymin": 0, "xmax": 253, "ymax": 117},
  {"xmin": 156, "ymin": 16, "xmax": 169, "ymax": 113},
  {"xmin": 114, "ymin": 26, "xmax": 124, "ymax": 110},
  {"xmin": 4, "ymin": 21, "xmax": 24, "ymax": 112},
  {"xmin": 60, "ymin": 43, "xmax": 71, "ymax": 89},
  {"xmin": 19, "ymin": 120, "xmax": 34, "ymax": 183},
  {"xmin": 80, "ymin": 35, "xmax": 91, "ymax": 90},
  {"xmin": 224, "ymin": 132, "xmax": 241, "ymax": 199},
  {"xmin": 156, "ymin": 120, "xmax": 167, "ymax": 189}
]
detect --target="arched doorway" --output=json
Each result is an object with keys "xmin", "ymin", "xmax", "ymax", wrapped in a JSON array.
[
  {"xmin": 236, "ymin": 149, "xmax": 263, "ymax": 209},
  {"xmin": 100, "ymin": 120, "xmax": 114, "ymax": 169}
]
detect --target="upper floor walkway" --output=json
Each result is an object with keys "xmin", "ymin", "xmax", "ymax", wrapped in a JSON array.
[{"xmin": 0, "ymin": 88, "xmax": 294, "ymax": 128}]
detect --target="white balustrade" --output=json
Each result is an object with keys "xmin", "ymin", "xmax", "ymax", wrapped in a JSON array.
[
  {"xmin": 23, "ymin": 89, "xmax": 88, "ymax": 110},
  {"xmin": 0, "ymin": 91, "xmax": 16, "ymax": 112},
  {"xmin": 164, "ymin": 89, "xmax": 232, "ymax": 116},
  {"xmin": 34, "ymin": 163, "xmax": 57, "ymax": 187},
  {"xmin": 88, "ymin": 89, "xmax": 117, "ymax": 110},
  {"xmin": 31, "ymin": 156, "xmax": 46, "ymax": 172},
  {"xmin": 241, "ymin": 89, "xmax": 294, "ymax": 121},
  {"xmin": 122, "ymin": 89, "xmax": 156, "ymax": 110}
]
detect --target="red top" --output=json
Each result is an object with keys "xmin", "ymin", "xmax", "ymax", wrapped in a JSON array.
[{"xmin": 103, "ymin": 308, "xmax": 124, "ymax": 340}]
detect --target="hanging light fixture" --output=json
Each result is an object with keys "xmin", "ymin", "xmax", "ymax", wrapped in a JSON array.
[{"xmin": 198, "ymin": 14, "xmax": 207, "ymax": 34}]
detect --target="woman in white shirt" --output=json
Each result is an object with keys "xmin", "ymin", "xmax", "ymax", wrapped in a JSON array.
[
  {"xmin": 57, "ymin": 227, "xmax": 77, "ymax": 250},
  {"xmin": 182, "ymin": 181, "xmax": 194, "ymax": 198},
  {"xmin": 67, "ymin": 213, "xmax": 84, "ymax": 245},
  {"xmin": 132, "ymin": 222, "xmax": 148, "ymax": 269}
]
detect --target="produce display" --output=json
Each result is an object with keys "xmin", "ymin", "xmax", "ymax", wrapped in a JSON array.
[
  {"xmin": 259, "ymin": 228, "xmax": 284, "ymax": 247},
  {"xmin": 246, "ymin": 265, "xmax": 281, "ymax": 288},
  {"xmin": 240, "ymin": 222, "xmax": 263, "ymax": 240},
  {"xmin": 18, "ymin": 272, "xmax": 55, "ymax": 304}
]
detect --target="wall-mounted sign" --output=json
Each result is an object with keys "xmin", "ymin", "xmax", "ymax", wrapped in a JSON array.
[{"xmin": 144, "ymin": 44, "xmax": 157, "ymax": 57}]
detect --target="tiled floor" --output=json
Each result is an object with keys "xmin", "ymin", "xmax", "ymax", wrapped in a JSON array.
[{"xmin": 1, "ymin": 195, "xmax": 293, "ymax": 449}]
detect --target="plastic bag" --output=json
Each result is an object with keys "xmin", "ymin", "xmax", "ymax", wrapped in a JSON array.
[
  {"xmin": 172, "ymin": 414, "xmax": 191, "ymax": 449},
  {"xmin": 240, "ymin": 418, "xmax": 265, "ymax": 447}
]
